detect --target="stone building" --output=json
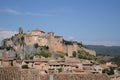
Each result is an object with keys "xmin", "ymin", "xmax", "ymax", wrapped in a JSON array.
[
  {"xmin": 0, "ymin": 57, "xmax": 16, "ymax": 67},
  {"xmin": 25, "ymin": 29, "xmax": 64, "ymax": 53},
  {"xmin": 24, "ymin": 29, "xmax": 96, "ymax": 56},
  {"xmin": 25, "ymin": 29, "xmax": 48, "ymax": 46}
]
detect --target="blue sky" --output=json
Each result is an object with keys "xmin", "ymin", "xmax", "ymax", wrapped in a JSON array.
[{"xmin": 0, "ymin": 0, "xmax": 120, "ymax": 46}]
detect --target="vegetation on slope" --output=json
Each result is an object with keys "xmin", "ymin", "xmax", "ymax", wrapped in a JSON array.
[
  {"xmin": 110, "ymin": 56, "xmax": 120, "ymax": 67},
  {"xmin": 86, "ymin": 45, "xmax": 120, "ymax": 56},
  {"xmin": 78, "ymin": 50, "xmax": 96, "ymax": 60},
  {"xmin": 35, "ymin": 51, "xmax": 52, "ymax": 58},
  {"xmin": 72, "ymin": 50, "xmax": 96, "ymax": 60}
]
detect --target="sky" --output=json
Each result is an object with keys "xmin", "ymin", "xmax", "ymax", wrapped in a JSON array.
[{"xmin": 0, "ymin": 0, "xmax": 120, "ymax": 46}]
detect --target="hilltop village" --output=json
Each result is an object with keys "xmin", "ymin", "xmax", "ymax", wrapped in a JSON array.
[{"xmin": 0, "ymin": 27, "xmax": 119, "ymax": 80}]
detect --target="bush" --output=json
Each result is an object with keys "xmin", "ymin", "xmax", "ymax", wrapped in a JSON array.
[
  {"xmin": 78, "ymin": 50, "xmax": 95, "ymax": 60},
  {"xmin": 97, "ymin": 59, "xmax": 106, "ymax": 64},
  {"xmin": 22, "ymin": 65, "xmax": 29, "ymax": 69},
  {"xmin": 57, "ymin": 68, "xmax": 62, "ymax": 73},
  {"xmin": 102, "ymin": 67, "xmax": 114, "ymax": 75},
  {"xmin": 72, "ymin": 51, "xmax": 76, "ymax": 57},
  {"xmin": 63, "ymin": 39, "xmax": 73, "ymax": 45}
]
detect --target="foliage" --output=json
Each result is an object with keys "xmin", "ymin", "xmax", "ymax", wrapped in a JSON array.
[
  {"xmin": 24, "ymin": 52, "xmax": 29, "ymax": 60},
  {"xmin": 22, "ymin": 64, "xmax": 29, "ymax": 69},
  {"xmin": 43, "ymin": 46, "xmax": 49, "ymax": 50},
  {"xmin": 57, "ymin": 68, "xmax": 62, "ymax": 73},
  {"xmin": 72, "ymin": 51, "xmax": 76, "ymax": 57},
  {"xmin": 97, "ymin": 59, "xmax": 106, "ymax": 64},
  {"xmin": 35, "ymin": 51, "xmax": 52, "ymax": 58},
  {"xmin": 4, "ymin": 46, "xmax": 14, "ymax": 51},
  {"xmin": 78, "ymin": 50, "xmax": 95, "ymax": 60},
  {"xmin": 66, "ymin": 53, "xmax": 68, "ymax": 56},
  {"xmin": 40, "ymin": 46, "xmax": 49, "ymax": 51},
  {"xmin": 102, "ymin": 67, "xmax": 114, "ymax": 75},
  {"xmin": 34, "ymin": 43, "xmax": 39, "ymax": 49},
  {"xmin": 110, "ymin": 56, "xmax": 120, "ymax": 67},
  {"xmin": 21, "ymin": 36, "xmax": 24, "ymax": 41},
  {"xmin": 63, "ymin": 39, "xmax": 73, "ymax": 45},
  {"xmin": 16, "ymin": 55, "xmax": 21, "ymax": 60},
  {"xmin": 49, "ymin": 68, "xmax": 54, "ymax": 70},
  {"xmin": 77, "ymin": 42, "xmax": 84, "ymax": 47}
]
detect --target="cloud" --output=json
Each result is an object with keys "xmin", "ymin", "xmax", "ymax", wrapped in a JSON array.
[
  {"xmin": 0, "ymin": 9, "xmax": 21, "ymax": 15},
  {"xmin": 0, "ymin": 9, "xmax": 54, "ymax": 16},
  {"xmin": 0, "ymin": 30, "xmax": 18, "ymax": 40}
]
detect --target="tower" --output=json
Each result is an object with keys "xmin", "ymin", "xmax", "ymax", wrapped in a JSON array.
[{"xmin": 19, "ymin": 27, "xmax": 23, "ymax": 34}]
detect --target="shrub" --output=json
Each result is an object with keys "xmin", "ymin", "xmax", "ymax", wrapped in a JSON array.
[
  {"xmin": 57, "ymin": 68, "xmax": 62, "ymax": 73},
  {"xmin": 22, "ymin": 65, "xmax": 29, "ymax": 69},
  {"xmin": 72, "ymin": 51, "xmax": 76, "ymax": 57}
]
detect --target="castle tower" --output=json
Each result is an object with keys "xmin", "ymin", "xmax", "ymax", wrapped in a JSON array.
[
  {"xmin": 19, "ymin": 27, "xmax": 23, "ymax": 34},
  {"xmin": 47, "ymin": 32, "xmax": 54, "ymax": 51},
  {"xmin": 48, "ymin": 32, "xmax": 54, "ymax": 38}
]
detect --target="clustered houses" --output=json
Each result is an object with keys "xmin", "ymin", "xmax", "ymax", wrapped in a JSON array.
[{"xmin": 24, "ymin": 28, "xmax": 96, "ymax": 56}]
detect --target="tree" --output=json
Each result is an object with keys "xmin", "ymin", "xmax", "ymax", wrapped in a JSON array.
[
  {"xmin": 34, "ymin": 43, "xmax": 39, "ymax": 49},
  {"xmin": 34, "ymin": 43, "xmax": 39, "ymax": 52},
  {"xmin": 102, "ymin": 67, "xmax": 114, "ymax": 75},
  {"xmin": 57, "ymin": 68, "xmax": 62, "ymax": 73},
  {"xmin": 20, "ymin": 36, "xmax": 25, "ymax": 59},
  {"xmin": 78, "ymin": 50, "xmax": 95, "ymax": 60},
  {"xmin": 66, "ymin": 53, "xmax": 68, "ymax": 56},
  {"xmin": 22, "ymin": 64, "xmax": 29, "ymax": 69},
  {"xmin": 72, "ymin": 51, "xmax": 76, "ymax": 57}
]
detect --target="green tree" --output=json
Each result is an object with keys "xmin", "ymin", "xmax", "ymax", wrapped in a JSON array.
[
  {"xmin": 78, "ymin": 50, "xmax": 95, "ymax": 60},
  {"xmin": 34, "ymin": 43, "xmax": 39, "ymax": 49},
  {"xmin": 72, "ymin": 51, "xmax": 76, "ymax": 57},
  {"xmin": 22, "ymin": 64, "xmax": 29, "ymax": 69},
  {"xmin": 97, "ymin": 59, "xmax": 106, "ymax": 64},
  {"xmin": 34, "ymin": 43, "xmax": 39, "ymax": 53},
  {"xmin": 57, "ymin": 68, "xmax": 62, "ymax": 73},
  {"xmin": 102, "ymin": 67, "xmax": 114, "ymax": 75},
  {"xmin": 66, "ymin": 53, "xmax": 68, "ymax": 56}
]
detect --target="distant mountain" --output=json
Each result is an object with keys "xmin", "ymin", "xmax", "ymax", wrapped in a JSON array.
[{"xmin": 85, "ymin": 45, "xmax": 120, "ymax": 56}]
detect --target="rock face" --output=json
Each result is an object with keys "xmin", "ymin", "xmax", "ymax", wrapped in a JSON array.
[{"xmin": 0, "ymin": 67, "xmax": 110, "ymax": 80}]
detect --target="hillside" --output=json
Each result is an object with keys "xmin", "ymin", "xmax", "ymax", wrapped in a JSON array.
[{"xmin": 85, "ymin": 45, "xmax": 120, "ymax": 56}]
